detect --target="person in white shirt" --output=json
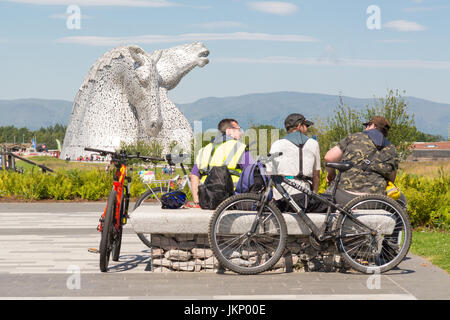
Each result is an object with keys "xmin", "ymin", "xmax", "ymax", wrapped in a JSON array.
[{"xmin": 267, "ymin": 113, "xmax": 322, "ymax": 212}]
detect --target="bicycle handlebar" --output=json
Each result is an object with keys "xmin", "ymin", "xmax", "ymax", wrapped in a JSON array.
[
  {"xmin": 84, "ymin": 147, "xmax": 192, "ymax": 165},
  {"xmin": 165, "ymin": 153, "xmax": 190, "ymax": 165},
  {"xmin": 84, "ymin": 147, "xmax": 165, "ymax": 162}
]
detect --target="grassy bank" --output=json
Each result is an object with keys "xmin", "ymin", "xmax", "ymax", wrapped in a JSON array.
[
  {"xmin": 399, "ymin": 160, "xmax": 450, "ymax": 178},
  {"xmin": 411, "ymin": 230, "xmax": 449, "ymax": 273},
  {"xmin": 15, "ymin": 156, "xmax": 106, "ymax": 172}
]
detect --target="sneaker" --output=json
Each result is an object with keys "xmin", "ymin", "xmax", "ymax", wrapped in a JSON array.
[{"xmin": 185, "ymin": 201, "xmax": 201, "ymax": 208}]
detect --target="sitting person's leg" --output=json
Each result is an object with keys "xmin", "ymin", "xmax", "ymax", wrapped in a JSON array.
[
  {"xmin": 275, "ymin": 193, "xmax": 307, "ymax": 213},
  {"xmin": 334, "ymin": 188, "xmax": 360, "ymax": 207},
  {"xmin": 276, "ymin": 193, "xmax": 329, "ymax": 213}
]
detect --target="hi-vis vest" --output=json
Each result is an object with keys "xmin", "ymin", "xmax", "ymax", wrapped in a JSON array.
[{"xmin": 196, "ymin": 139, "xmax": 247, "ymax": 185}]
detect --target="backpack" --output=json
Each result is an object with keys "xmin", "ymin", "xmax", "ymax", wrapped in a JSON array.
[
  {"xmin": 161, "ymin": 191, "xmax": 187, "ymax": 209},
  {"xmin": 198, "ymin": 165, "xmax": 234, "ymax": 210},
  {"xmin": 235, "ymin": 161, "xmax": 272, "ymax": 199}
]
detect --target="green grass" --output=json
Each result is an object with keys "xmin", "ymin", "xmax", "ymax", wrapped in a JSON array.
[
  {"xmin": 410, "ymin": 230, "xmax": 450, "ymax": 273},
  {"xmin": 15, "ymin": 156, "xmax": 106, "ymax": 173}
]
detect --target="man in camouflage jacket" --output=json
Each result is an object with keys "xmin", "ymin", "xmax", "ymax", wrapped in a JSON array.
[{"xmin": 324, "ymin": 116, "xmax": 399, "ymax": 205}]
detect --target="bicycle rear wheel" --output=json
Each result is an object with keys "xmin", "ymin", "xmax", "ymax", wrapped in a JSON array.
[
  {"xmin": 133, "ymin": 187, "xmax": 175, "ymax": 248},
  {"xmin": 209, "ymin": 193, "xmax": 287, "ymax": 275},
  {"xmin": 335, "ymin": 194, "xmax": 412, "ymax": 274},
  {"xmin": 99, "ymin": 190, "xmax": 117, "ymax": 272}
]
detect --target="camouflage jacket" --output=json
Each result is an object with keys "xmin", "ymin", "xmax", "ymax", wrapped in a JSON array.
[{"xmin": 336, "ymin": 132, "xmax": 399, "ymax": 194}]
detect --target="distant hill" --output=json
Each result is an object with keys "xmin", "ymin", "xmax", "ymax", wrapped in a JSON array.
[
  {"xmin": 0, "ymin": 99, "xmax": 72, "ymax": 130},
  {"xmin": 1, "ymin": 92, "xmax": 449, "ymax": 138},
  {"xmin": 177, "ymin": 92, "xmax": 450, "ymax": 138}
]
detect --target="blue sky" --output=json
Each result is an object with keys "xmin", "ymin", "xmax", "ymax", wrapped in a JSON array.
[{"xmin": 0, "ymin": 0, "xmax": 449, "ymax": 104}]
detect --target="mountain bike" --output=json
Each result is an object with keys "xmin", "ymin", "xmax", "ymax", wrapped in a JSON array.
[
  {"xmin": 133, "ymin": 153, "xmax": 192, "ymax": 248},
  {"xmin": 208, "ymin": 152, "xmax": 412, "ymax": 275},
  {"xmin": 84, "ymin": 147, "xmax": 165, "ymax": 272}
]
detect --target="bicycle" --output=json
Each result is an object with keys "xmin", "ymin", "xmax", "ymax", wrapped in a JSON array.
[
  {"xmin": 84, "ymin": 147, "xmax": 165, "ymax": 272},
  {"xmin": 208, "ymin": 152, "xmax": 412, "ymax": 275},
  {"xmin": 133, "ymin": 153, "xmax": 192, "ymax": 248}
]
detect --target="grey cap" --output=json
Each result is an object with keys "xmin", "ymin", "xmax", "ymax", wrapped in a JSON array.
[{"xmin": 284, "ymin": 113, "xmax": 314, "ymax": 130}]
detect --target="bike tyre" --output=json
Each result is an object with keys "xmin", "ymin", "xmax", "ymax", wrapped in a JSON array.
[
  {"xmin": 99, "ymin": 190, "xmax": 117, "ymax": 272},
  {"xmin": 335, "ymin": 194, "xmax": 412, "ymax": 274},
  {"xmin": 208, "ymin": 193, "xmax": 287, "ymax": 275},
  {"xmin": 112, "ymin": 190, "xmax": 125, "ymax": 262},
  {"xmin": 133, "ymin": 187, "xmax": 175, "ymax": 248}
]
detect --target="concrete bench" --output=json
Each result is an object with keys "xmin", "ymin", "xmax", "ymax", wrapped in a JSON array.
[
  {"xmin": 130, "ymin": 205, "xmax": 395, "ymax": 235},
  {"xmin": 129, "ymin": 205, "xmax": 395, "ymax": 273}
]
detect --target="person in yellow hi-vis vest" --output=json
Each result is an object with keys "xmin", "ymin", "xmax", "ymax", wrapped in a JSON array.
[{"xmin": 187, "ymin": 119, "xmax": 255, "ymax": 208}]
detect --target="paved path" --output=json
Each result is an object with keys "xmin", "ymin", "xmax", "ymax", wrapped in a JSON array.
[{"xmin": 0, "ymin": 202, "xmax": 448, "ymax": 300}]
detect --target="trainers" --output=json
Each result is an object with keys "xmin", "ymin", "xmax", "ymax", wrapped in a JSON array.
[{"xmin": 185, "ymin": 201, "xmax": 201, "ymax": 208}]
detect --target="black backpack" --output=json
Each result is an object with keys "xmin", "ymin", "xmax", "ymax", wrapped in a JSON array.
[{"xmin": 198, "ymin": 165, "xmax": 234, "ymax": 210}]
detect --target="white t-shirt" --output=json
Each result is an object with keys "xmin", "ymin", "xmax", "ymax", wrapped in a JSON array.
[{"xmin": 267, "ymin": 135, "xmax": 321, "ymax": 200}]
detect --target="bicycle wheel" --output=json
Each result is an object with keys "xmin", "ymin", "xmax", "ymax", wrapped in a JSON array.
[
  {"xmin": 99, "ymin": 190, "xmax": 117, "ymax": 272},
  {"xmin": 335, "ymin": 194, "xmax": 412, "ymax": 274},
  {"xmin": 112, "ymin": 190, "xmax": 125, "ymax": 262},
  {"xmin": 133, "ymin": 187, "xmax": 175, "ymax": 248},
  {"xmin": 209, "ymin": 193, "xmax": 287, "ymax": 275}
]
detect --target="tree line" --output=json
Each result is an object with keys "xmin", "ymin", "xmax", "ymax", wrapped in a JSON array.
[
  {"xmin": 0, "ymin": 90, "xmax": 446, "ymax": 155},
  {"xmin": 0, "ymin": 124, "xmax": 66, "ymax": 150},
  {"xmin": 250, "ymin": 90, "xmax": 446, "ymax": 162}
]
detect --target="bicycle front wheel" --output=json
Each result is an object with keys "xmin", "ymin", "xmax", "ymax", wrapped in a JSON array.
[
  {"xmin": 335, "ymin": 194, "xmax": 412, "ymax": 274},
  {"xmin": 133, "ymin": 187, "xmax": 175, "ymax": 248},
  {"xmin": 99, "ymin": 190, "xmax": 117, "ymax": 272},
  {"xmin": 112, "ymin": 190, "xmax": 125, "ymax": 262},
  {"xmin": 208, "ymin": 193, "xmax": 287, "ymax": 275}
]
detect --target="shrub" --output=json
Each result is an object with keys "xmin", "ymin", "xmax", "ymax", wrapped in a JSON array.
[
  {"xmin": 77, "ymin": 170, "xmax": 113, "ymax": 200},
  {"xmin": 46, "ymin": 170, "xmax": 75, "ymax": 200},
  {"xmin": 0, "ymin": 168, "xmax": 49, "ymax": 200},
  {"xmin": 396, "ymin": 170, "xmax": 450, "ymax": 230},
  {"xmin": 129, "ymin": 171, "xmax": 147, "ymax": 197}
]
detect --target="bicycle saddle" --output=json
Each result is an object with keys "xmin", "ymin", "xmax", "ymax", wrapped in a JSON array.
[{"xmin": 325, "ymin": 161, "xmax": 353, "ymax": 172}]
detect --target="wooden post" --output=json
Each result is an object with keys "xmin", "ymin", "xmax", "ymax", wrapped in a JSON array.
[{"xmin": 1, "ymin": 147, "xmax": 5, "ymax": 171}]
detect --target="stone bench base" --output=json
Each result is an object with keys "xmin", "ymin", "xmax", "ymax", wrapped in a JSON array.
[
  {"xmin": 130, "ymin": 205, "xmax": 394, "ymax": 273},
  {"xmin": 147, "ymin": 233, "xmax": 347, "ymax": 273}
]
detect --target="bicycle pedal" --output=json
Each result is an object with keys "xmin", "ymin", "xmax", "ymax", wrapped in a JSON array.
[{"xmin": 88, "ymin": 248, "xmax": 99, "ymax": 254}]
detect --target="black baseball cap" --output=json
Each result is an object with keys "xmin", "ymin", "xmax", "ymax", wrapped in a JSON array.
[{"xmin": 284, "ymin": 113, "xmax": 314, "ymax": 130}]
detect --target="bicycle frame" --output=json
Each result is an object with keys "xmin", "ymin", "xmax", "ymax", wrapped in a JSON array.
[
  {"xmin": 99, "ymin": 162, "xmax": 129, "ymax": 232},
  {"xmin": 258, "ymin": 175, "xmax": 377, "ymax": 240},
  {"xmin": 141, "ymin": 162, "xmax": 192, "ymax": 202}
]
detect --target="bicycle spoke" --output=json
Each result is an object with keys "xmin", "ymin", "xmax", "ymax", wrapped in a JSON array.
[
  {"xmin": 338, "ymin": 195, "xmax": 411, "ymax": 273},
  {"xmin": 210, "ymin": 195, "xmax": 287, "ymax": 274},
  {"xmin": 217, "ymin": 234, "xmax": 247, "ymax": 251}
]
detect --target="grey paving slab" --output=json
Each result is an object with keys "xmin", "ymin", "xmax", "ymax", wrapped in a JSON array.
[{"xmin": 0, "ymin": 202, "xmax": 448, "ymax": 300}]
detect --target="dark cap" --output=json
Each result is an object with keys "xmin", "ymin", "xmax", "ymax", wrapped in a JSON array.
[
  {"xmin": 363, "ymin": 116, "xmax": 391, "ymax": 137},
  {"xmin": 284, "ymin": 113, "xmax": 314, "ymax": 130}
]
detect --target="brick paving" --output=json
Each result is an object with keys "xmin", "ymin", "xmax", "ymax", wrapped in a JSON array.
[{"xmin": 0, "ymin": 202, "xmax": 448, "ymax": 300}]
